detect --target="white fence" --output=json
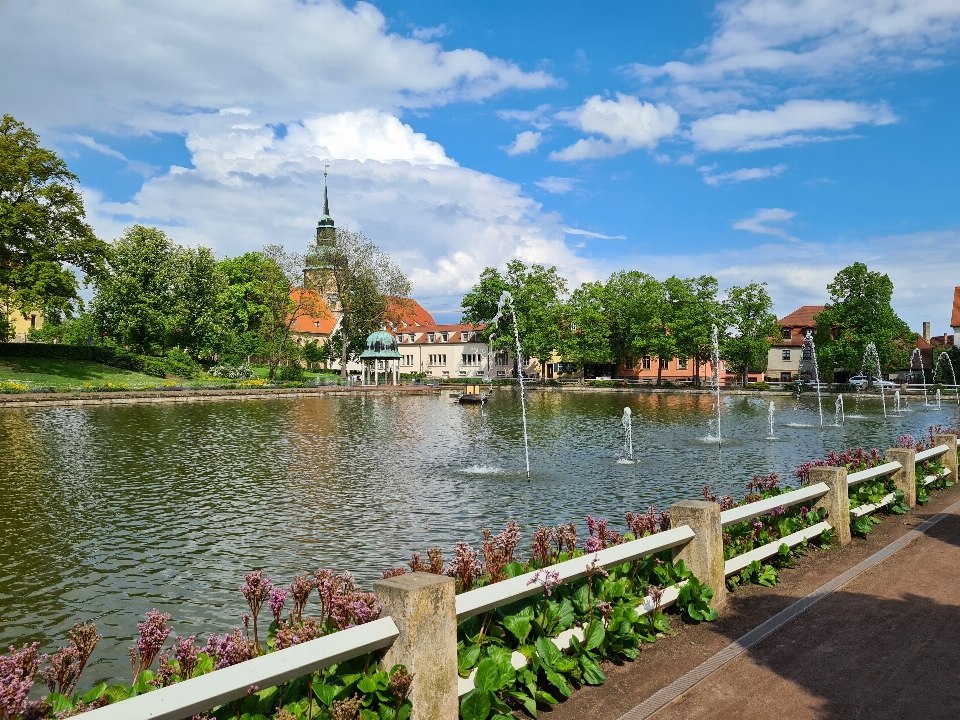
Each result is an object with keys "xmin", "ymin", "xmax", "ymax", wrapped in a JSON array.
[{"xmin": 80, "ymin": 435, "xmax": 958, "ymax": 720}]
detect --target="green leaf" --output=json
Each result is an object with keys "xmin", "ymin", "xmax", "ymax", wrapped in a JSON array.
[
  {"xmin": 503, "ymin": 614, "xmax": 532, "ymax": 643},
  {"xmin": 555, "ymin": 598, "xmax": 575, "ymax": 631},
  {"xmin": 47, "ymin": 693, "xmax": 73, "ymax": 714},
  {"xmin": 81, "ymin": 682, "xmax": 107, "ymax": 704},
  {"xmin": 508, "ymin": 691, "xmax": 538, "ymax": 718},
  {"xmin": 504, "ymin": 561, "xmax": 525, "ymax": 578},
  {"xmin": 486, "ymin": 645, "xmax": 513, "ymax": 667},
  {"xmin": 580, "ymin": 656, "xmax": 607, "ymax": 685},
  {"xmin": 105, "ymin": 684, "xmax": 131, "ymax": 703},
  {"xmin": 313, "ymin": 683, "xmax": 340, "ymax": 707},
  {"xmin": 544, "ymin": 667, "xmax": 571, "ymax": 698},
  {"xmin": 458, "ymin": 645, "xmax": 482, "ymax": 676},
  {"xmin": 534, "ymin": 689, "xmax": 559, "ymax": 706},
  {"xmin": 357, "ymin": 675, "xmax": 378, "ymax": 694},
  {"xmin": 474, "ymin": 658, "xmax": 501, "ymax": 692},
  {"xmin": 460, "ymin": 689, "xmax": 492, "ymax": 720},
  {"xmin": 535, "ymin": 636, "xmax": 561, "ymax": 668},
  {"xmin": 584, "ymin": 620, "xmax": 605, "ymax": 651}
]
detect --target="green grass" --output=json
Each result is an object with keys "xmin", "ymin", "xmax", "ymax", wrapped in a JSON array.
[{"xmin": 0, "ymin": 357, "xmax": 161, "ymax": 392}]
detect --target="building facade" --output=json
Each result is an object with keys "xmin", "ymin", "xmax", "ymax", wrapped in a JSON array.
[{"xmin": 766, "ymin": 305, "xmax": 824, "ymax": 382}]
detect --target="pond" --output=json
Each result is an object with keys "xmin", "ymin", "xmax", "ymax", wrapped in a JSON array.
[{"xmin": 1, "ymin": 388, "xmax": 957, "ymax": 684}]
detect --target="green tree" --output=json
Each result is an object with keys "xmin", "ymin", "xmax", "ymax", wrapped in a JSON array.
[
  {"xmin": 720, "ymin": 282, "xmax": 779, "ymax": 386},
  {"xmin": 307, "ymin": 228, "xmax": 410, "ymax": 378},
  {"xmin": 602, "ymin": 270, "xmax": 661, "ymax": 375},
  {"xmin": 27, "ymin": 311, "xmax": 100, "ymax": 345},
  {"xmin": 0, "ymin": 114, "xmax": 107, "ymax": 338},
  {"xmin": 814, "ymin": 262, "xmax": 913, "ymax": 383},
  {"xmin": 558, "ymin": 281, "xmax": 612, "ymax": 383},
  {"xmin": 668, "ymin": 275, "xmax": 721, "ymax": 386},
  {"xmin": 219, "ymin": 252, "xmax": 273, "ymax": 361},
  {"xmin": 91, "ymin": 225, "xmax": 181, "ymax": 354},
  {"xmin": 170, "ymin": 246, "xmax": 230, "ymax": 358},
  {"xmin": 462, "ymin": 260, "xmax": 567, "ymax": 381}
]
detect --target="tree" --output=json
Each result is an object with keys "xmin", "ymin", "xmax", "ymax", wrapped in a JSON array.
[
  {"xmin": 720, "ymin": 282, "xmax": 779, "ymax": 386},
  {"xmin": 0, "ymin": 115, "xmax": 107, "ymax": 338},
  {"xmin": 307, "ymin": 228, "xmax": 410, "ymax": 378},
  {"xmin": 462, "ymin": 260, "xmax": 567, "ymax": 381},
  {"xmin": 602, "ymin": 270, "xmax": 662, "ymax": 375},
  {"xmin": 668, "ymin": 276, "xmax": 721, "ymax": 386},
  {"xmin": 814, "ymin": 262, "xmax": 913, "ymax": 383},
  {"xmin": 219, "ymin": 252, "xmax": 273, "ymax": 361},
  {"xmin": 557, "ymin": 281, "xmax": 612, "ymax": 383},
  {"xmin": 91, "ymin": 225, "xmax": 181, "ymax": 354},
  {"xmin": 169, "ymin": 246, "xmax": 230, "ymax": 358},
  {"xmin": 258, "ymin": 245, "xmax": 324, "ymax": 380}
]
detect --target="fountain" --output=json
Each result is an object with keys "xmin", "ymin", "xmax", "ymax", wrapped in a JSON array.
[
  {"xmin": 491, "ymin": 291, "xmax": 531, "ymax": 481},
  {"xmin": 909, "ymin": 348, "xmax": 928, "ymax": 406},
  {"xmin": 802, "ymin": 331, "xmax": 824, "ymax": 428},
  {"xmin": 861, "ymin": 343, "xmax": 888, "ymax": 418},
  {"xmin": 621, "ymin": 407, "xmax": 634, "ymax": 462},
  {"xmin": 835, "ymin": 394, "xmax": 845, "ymax": 425},
  {"xmin": 936, "ymin": 388, "xmax": 942, "ymax": 409},
  {"xmin": 767, "ymin": 401, "xmax": 776, "ymax": 439},
  {"xmin": 711, "ymin": 324, "xmax": 721, "ymax": 447},
  {"xmin": 894, "ymin": 389, "xmax": 902, "ymax": 416},
  {"xmin": 935, "ymin": 352, "xmax": 959, "ymax": 404}
]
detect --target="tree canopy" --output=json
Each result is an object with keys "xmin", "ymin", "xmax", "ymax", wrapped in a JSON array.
[
  {"xmin": 814, "ymin": 262, "xmax": 913, "ymax": 380},
  {"xmin": 0, "ymin": 114, "xmax": 107, "ymax": 338},
  {"xmin": 720, "ymin": 282, "xmax": 779, "ymax": 385}
]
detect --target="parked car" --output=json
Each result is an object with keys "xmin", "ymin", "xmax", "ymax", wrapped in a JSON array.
[{"xmin": 848, "ymin": 375, "xmax": 898, "ymax": 388}]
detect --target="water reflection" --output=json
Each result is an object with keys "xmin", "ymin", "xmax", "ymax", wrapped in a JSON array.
[{"xmin": 0, "ymin": 389, "xmax": 956, "ymax": 683}]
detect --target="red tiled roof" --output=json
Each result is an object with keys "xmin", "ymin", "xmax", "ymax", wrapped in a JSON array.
[
  {"xmin": 778, "ymin": 305, "xmax": 826, "ymax": 327},
  {"xmin": 388, "ymin": 297, "xmax": 436, "ymax": 327},
  {"xmin": 952, "ymin": 287, "xmax": 960, "ymax": 328},
  {"xmin": 393, "ymin": 323, "xmax": 486, "ymax": 346},
  {"xmin": 290, "ymin": 289, "xmax": 336, "ymax": 335}
]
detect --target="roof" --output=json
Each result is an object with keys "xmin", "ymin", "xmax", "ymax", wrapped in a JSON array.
[
  {"xmin": 778, "ymin": 305, "xmax": 826, "ymax": 327},
  {"xmin": 952, "ymin": 287, "xmax": 960, "ymax": 328},
  {"xmin": 289, "ymin": 289, "xmax": 337, "ymax": 335},
  {"xmin": 387, "ymin": 297, "xmax": 436, "ymax": 328},
  {"xmin": 393, "ymin": 323, "xmax": 487, "ymax": 346},
  {"xmin": 359, "ymin": 329, "xmax": 401, "ymax": 359}
]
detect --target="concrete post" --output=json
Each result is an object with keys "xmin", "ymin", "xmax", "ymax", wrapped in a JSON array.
[
  {"xmin": 933, "ymin": 433, "xmax": 958, "ymax": 481},
  {"xmin": 669, "ymin": 500, "xmax": 726, "ymax": 611},
  {"xmin": 885, "ymin": 448, "xmax": 917, "ymax": 508},
  {"xmin": 373, "ymin": 572, "xmax": 458, "ymax": 720},
  {"xmin": 810, "ymin": 466, "xmax": 851, "ymax": 547}
]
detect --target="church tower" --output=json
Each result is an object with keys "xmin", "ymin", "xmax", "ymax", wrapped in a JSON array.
[
  {"xmin": 316, "ymin": 165, "xmax": 335, "ymax": 245},
  {"xmin": 306, "ymin": 166, "xmax": 341, "ymax": 309}
]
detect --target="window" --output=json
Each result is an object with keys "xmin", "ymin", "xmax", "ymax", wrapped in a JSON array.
[
  {"xmin": 495, "ymin": 352, "xmax": 509, "ymax": 366},
  {"xmin": 461, "ymin": 353, "xmax": 481, "ymax": 366},
  {"xmin": 402, "ymin": 354, "xmax": 414, "ymax": 366},
  {"xmin": 462, "ymin": 331, "xmax": 473, "ymax": 342},
  {"xmin": 781, "ymin": 372, "xmax": 792, "ymax": 382},
  {"xmin": 326, "ymin": 293, "xmax": 339, "ymax": 306},
  {"xmin": 442, "ymin": 371, "xmax": 449, "ymax": 376},
  {"xmin": 642, "ymin": 356, "xmax": 651, "ymax": 370},
  {"xmin": 459, "ymin": 371, "xmax": 467, "ymax": 376},
  {"xmin": 440, "ymin": 332, "xmax": 448, "ymax": 342},
  {"xmin": 782, "ymin": 349, "xmax": 791, "ymax": 361},
  {"xmin": 802, "ymin": 349, "xmax": 811, "ymax": 361},
  {"xmin": 428, "ymin": 354, "xmax": 447, "ymax": 366},
  {"xmin": 782, "ymin": 327, "xmax": 791, "ymax": 340},
  {"xmin": 428, "ymin": 333, "xmax": 435, "ymax": 343},
  {"xmin": 659, "ymin": 357, "xmax": 670, "ymax": 370},
  {"xmin": 497, "ymin": 370, "xmax": 506, "ymax": 376},
  {"xmin": 678, "ymin": 359, "xmax": 688, "ymax": 370}
]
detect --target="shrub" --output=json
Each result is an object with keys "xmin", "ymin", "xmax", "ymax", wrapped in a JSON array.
[
  {"xmin": 142, "ymin": 357, "xmax": 167, "ymax": 378},
  {"xmin": 209, "ymin": 363, "xmax": 254, "ymax": 380},
  {"xmin": 276, "ymin": 364, "xmax": 305, "ymax": 382},
  {"xmin": 164, "ymin": 349, "xmax": 198, "ymax": 379}
]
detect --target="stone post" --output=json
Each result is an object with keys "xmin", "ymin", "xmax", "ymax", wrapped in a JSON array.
[
  {"xmin": 810, "ymin": 466, "xmax": 851, "ymax": 546},
  {"xmin": 373, "ymin": 572, "xmax": 458, "ymax": 720},
  {"xmin": 669, "ymin": 500, "xmax": 725, "ymax": 611},
  {"xmin": 933, "ymin": 433, "xmax": 958, "ymax": 482},
  {"xmin": 885, "ymin": 448, "xmax": 916, "ymax": 508}
]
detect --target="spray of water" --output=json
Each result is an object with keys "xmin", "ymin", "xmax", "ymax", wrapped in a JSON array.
[
  {"xmin": 491, "ymin": 291, "xmax": 531, "ymax": 481},
  {"xmin": 936, "ymin": 388, "xmax": 942, "ymax": 409},
  {"xmin": 861, "ymin": 343, "xmax": 888, "ymax": 418},
  {"xmin": 802, "ymin": 331, "xmax": 824, "ymax": 428},
  {"xmin": 621, "ymin": 407, "xmax": 634, "ymax": 461},
  {"xmin": 894, "ymin": 389, "xmax": 902, "ymax": 416},
  {"xmin": 935, "ymin": 352, "xmax": 959, "ymax": 404},
  {"xmin": 909, "ymin": 348, "xmax": 928, "ymax": 406},
  {"xmin": 767, "ymin": 401, "xmax": 776, "ymax": 439},
  {"xmin": 835, "ymin": 394, "xmax": 845, "ymax": 425},
  {"xmin": 711, "ymin": 324, "xmax": 721, "ymax": 447}
]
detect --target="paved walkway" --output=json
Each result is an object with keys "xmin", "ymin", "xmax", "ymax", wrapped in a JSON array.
[{"xmin": 641, "ymin": 498, "xmax": 960, "ymax": 719}]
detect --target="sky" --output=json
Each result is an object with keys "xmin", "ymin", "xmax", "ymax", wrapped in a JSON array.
[{"xmin": 2, "ymin": 0, "xmax": 959, "ymax": 331}]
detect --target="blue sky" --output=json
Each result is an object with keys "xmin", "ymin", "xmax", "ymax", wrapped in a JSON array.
[{"xmin": 2, "ymin": 0, "xmax": 959, "ymax": 331}]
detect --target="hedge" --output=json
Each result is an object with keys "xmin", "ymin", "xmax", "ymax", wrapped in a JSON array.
[{"xmin": 0, "ymin": 343, "xmax": 166, "ymax": 377}]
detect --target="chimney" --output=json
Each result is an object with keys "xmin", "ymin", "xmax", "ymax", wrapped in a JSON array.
[{"xmin": 923, "ymin": 321, "xmax": 931, "ymax": 342}]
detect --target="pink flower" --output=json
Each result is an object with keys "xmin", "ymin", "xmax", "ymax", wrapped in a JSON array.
[
  {"xmin": 0, "ymin": 643, "xmax": 41, "ymax": 719},
  {"xmin": 526, "ymin": 569, "xmax": 562, "ymax": 597}
]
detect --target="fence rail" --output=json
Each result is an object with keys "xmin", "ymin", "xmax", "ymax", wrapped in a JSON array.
[
  {"xmin": 454, "ymin": 525, "xmax": 695, "ymax": 621},
  {"xmin": 847, "ymin": 461, "xmax": 902, "ymax": 486},
  {"xmin": 81, "ymin": 618, "xmax": 399, "ymax": 720},
  {"xmin": 916, "ymin": 444, "xmax": 949, "ymax": 463},
  {"xmin": 724, "ymin": 521, "xmax": 831, "ymax": 577},
  {"xmin": 719, "ymin": 483, "xmax": 829, "ymax": 528}
]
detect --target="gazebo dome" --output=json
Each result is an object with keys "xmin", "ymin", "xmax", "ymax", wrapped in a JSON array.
[{"xmin": 359, "ymin": 328, "xmax": 402, "ymax": 359}]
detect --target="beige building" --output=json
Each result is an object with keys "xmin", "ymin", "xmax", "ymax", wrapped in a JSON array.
[
  {"xmin": 395, "ymin": 324, "xmax": 513, "ymax": 379},
  {"xmin": 766, "ymin": 305, "xmax": 824, "ymax": 382},
  {"xmin": 5, "ymin": 309, "xmax": 43, "ymax": 342}
]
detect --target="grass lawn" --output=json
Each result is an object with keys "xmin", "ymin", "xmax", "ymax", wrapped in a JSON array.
[{"xmin": 0, "ymin": 357, "xmax": 161, "ymax": 392}]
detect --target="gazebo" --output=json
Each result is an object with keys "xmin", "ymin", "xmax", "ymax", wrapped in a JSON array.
[{"xmin": 359, "ymin": 326, "xmax": 402, "ymax": 386}]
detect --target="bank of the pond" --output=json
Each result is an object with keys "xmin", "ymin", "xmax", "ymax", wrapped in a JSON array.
[{"xmin": 0, "ymin": 384, "xmax": 440, "ymax": 408}]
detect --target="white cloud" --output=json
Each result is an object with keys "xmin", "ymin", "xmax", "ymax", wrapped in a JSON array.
[
  {"xmin": 550, "ymin": 94, "xmax": 679, "ymax": 161},
  {"xmin": 497, "ymin": 105, "xmax": 553, "ymax": 130},
  {"xmin": 506, "ymin": 131, "xmax": 543, "ymax": 156},
  {"xmin": 534, "ymin": 176, "xmax": 578, "ymax": 194},
  {"xmin": 690, "ymin": 99, "xmax": 896, "ymax": 152},
  {"xmin": 411, "ymin": 24, "xmax": 448, "ymax": 41},
  {"xmin": 632, "ymin": 0, "xmax": 960, "ymax": 84},
  {"xmin": 85, "ymin": 111, "xmax": 598, "ymax": 310},
  {"xmin": 67, "ymin": 135, "xmax": 127, "ymax": 160},
  {"xmin": 701, "ymin": 163, "xmax": 787, "ymax": 186},
  {"xmin": 0, "ymin": 0, "xmax": 556, "ymax": 133},
  {"xmin": 733, "ymin": 207, "xmax": 800, "ymax": 242},
  {"xmin": 562, "ymin": 227, "xmax": 627, "ymax": 240},
  {"xmin": 676, "ymin": 154, "xmax": 696, "ymax": 165}
]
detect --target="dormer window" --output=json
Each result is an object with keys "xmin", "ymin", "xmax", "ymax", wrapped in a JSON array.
[
  {"xmin": 441, "ymin": 333, "xmax": 448, "ymax": 342},
  {"xmin": 782, "ymin": 328, "xmax": 791, "ymax": 340},
  {"xmin": 428, "ymin": 333, "xmax": 435, "ymax": 343}
]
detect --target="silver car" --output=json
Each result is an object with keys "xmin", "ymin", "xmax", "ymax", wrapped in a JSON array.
[{"xmin": 848, "ymin": 375, "xmax": 898, "ymax": 388}]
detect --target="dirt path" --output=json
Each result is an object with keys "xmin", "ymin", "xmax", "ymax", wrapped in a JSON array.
[{"xmin": 542, "ymin": 481, "xmax": 960, "ymax": 720}]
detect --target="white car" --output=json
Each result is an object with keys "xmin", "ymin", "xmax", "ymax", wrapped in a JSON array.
[{"xmin": 848, "ymin": 375, "xmax": 898, "ymax": 388}]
